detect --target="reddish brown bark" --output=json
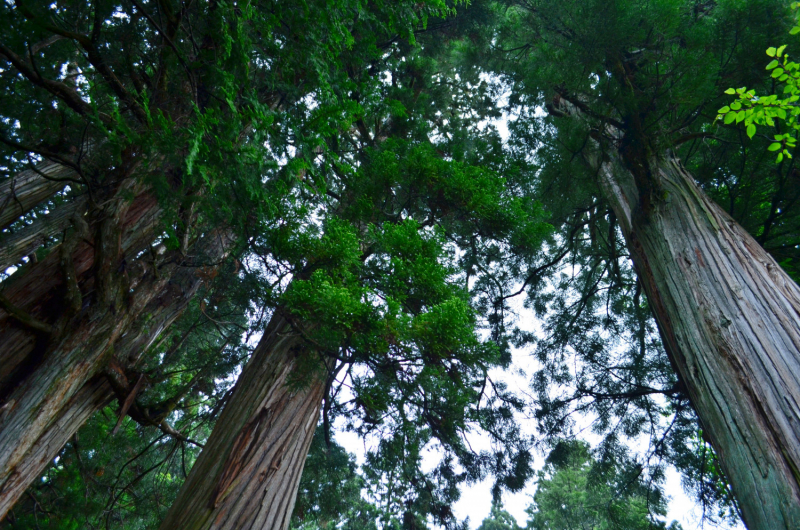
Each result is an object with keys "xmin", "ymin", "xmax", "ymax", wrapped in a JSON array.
[
  {"xmin": 0, "ymin": 274, "xmax": 173, "ymax": 516},
  {"xmin": 159, "ymin": 315, "xmax": 324, "ymax": 530},
  {"xmin": 0, "ymin": 257, "xmax": 214, "ymax": 520},
  {"xmin": 0, "ymin": 208, "xmax": 233, "ymax": 520},
  {"xmin": 550, "ymin": 94, "xmax": 800, "ymax": 527},
  {"xmin": 0, "ymin": 192, "xmax": 160, "ymax": 394}
]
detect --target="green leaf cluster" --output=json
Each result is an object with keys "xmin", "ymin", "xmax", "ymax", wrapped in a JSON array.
[{"xmin": 718, "ymin": 7, "xmax": 800, "ymax": 163}]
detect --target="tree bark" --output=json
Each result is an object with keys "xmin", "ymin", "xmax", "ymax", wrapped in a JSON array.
[
  {"xmin": 0, "ymin": 376, "xmax": 111, "ymax": 521},
  {"xmin": 0, "ymin": 192, "xmax": 160, "ymax": 394},
  {"xmin": 594, "ymin": 150, "xmax": 800, "ymax": 529},
  {"xmin": 159, "ymin": 314, "xmax": 325, "ymax": 530},
  {"xmin": 0, "ymin": 269, "xmax": 174, "ymax": 508},
  {"xmin": 0, "ymin": 162, "xmax": 73, "ymax": 231},
  {"xmin": 0, "ymin": 225, "xmax": 234, "ymax": 520},
  {"xmin": 0, "ymin": 261, "xmax": 205, "ymax": 520},
  {"xmin": 0, "ymin": 195, "xmax": 87, "ymax": 271}
]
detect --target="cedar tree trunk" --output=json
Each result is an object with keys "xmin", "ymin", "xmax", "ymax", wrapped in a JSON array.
[
  {"xmin": 0, "ymin": 376, "xmax": 112, "ymax": 520},
  {"xmin": 0, "ymin": 162, "xmax": 71, "ymax": 231},
  {"xmin": 159, "ymin": 314, "xmax": 325, "ymax": 530},
  {"xmin": 0, "ymin": 195, "xmax": 232, "ymax": 520},
  {"xmin": 0, "ymin": 195, "xmax": 88, "ymax": 271},
  {"xmin": 0, "ymin": 191, "xmax": 161, "ymax": 393},
  {"xmin": 597, "ymin": 148, "xmax": 800, "ymax": 529},
  {"xmin": 0, "ymin": 244, "xmax": 215, "ymax": 520}
]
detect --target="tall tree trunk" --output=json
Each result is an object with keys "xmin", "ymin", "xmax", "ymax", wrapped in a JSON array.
[
  {"xmin": 0, "ymin": 271, "xmax": 174, "ymax": 510},
  {"xmin": 0, "ymin": 376, "xmax": 111, "ymax": 521},
  {"xmin": 0, "ymin": 260, "xmax": 204, "ymax": 520},
  {"xmin": 159, "ymin": 314, "xmax": 325, "ymax": 530},
  {"xmin": 0, "ymin": 192, "xmax": 160, "ymax": 394},
  {"xmin": 595, "ymin": 149, "xmax": 800, "ymax": 529}
]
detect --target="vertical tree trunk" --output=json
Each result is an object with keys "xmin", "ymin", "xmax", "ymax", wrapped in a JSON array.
[
  {"xmin": 159, "ymin": 314, "xmax": 325, "ymax": 530},
  {"xmin": 597, "ymin": 151, "xmax": 800, "ymax": 529}
]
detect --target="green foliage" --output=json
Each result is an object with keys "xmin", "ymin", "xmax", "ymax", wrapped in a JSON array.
[
  {"xmin": 526, "ymin": 441, "xmax": 680, "ymax": 530},
  {"xmin": 240, "ymin": 15, "xmax": 551, "ymax": 522},
  {"xmin": 718, "ymin": 3, "xmax": 800, "ymax": 163},
  {"xmin": 477, "ymin": 503, "xmax": 522, "ymax": 530},
  {"xmin": 291, "ymin": 427, "xmax": 375, "ymax": 530},
  {"xmin": 2, "ymin": 2, "xmax": 549, "ymax": 528},
  {"xmin": 6, "ymin": 0, "xmax": 796, "ymax": 528},
  {"xmin": 669, "ymin": 431, "xmax": 741, "ymax": 524}
]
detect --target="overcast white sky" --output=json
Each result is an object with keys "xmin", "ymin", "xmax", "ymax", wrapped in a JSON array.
[{"xmin": 334, "ymin": 335, "xmax": 744, "ymax": 530}]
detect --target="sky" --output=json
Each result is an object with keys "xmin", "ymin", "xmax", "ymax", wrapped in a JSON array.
[
  {"xmin": 333, "ymin": 301, "xmax": 745, "ymax": 530},
  {"xmin": 334, "ymin": 357, "xmax": 745, "ymax": 530}
]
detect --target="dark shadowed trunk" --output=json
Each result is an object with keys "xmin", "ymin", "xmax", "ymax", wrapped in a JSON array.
[
  {"xmin": 0, "ymin": 191, "xmax": 161, "ymax": 393},
  {"xmin": 0, "ymin": 188, "xmax": 154, "ymax": 428},
  {"xmin": 0, "ymin": 263, "xmax": 204, "ymax": 519},
  {"xmin": 0, "ymin": 163, "xmax": 72, "ymax": 231},
  {"xmin": 0, "ymin": 220, "xmax": 234, "ymax": 520},
  {"xmin": 159, "ymin": 314, "xmax": 325, "ymax": 530},
  {"xmin": 596, "ymin": 147, "xmax": 800, "ymax": 529},
  {"xmin": 0, "ymin": 195, "xmax": 87, "ymax": 271}
]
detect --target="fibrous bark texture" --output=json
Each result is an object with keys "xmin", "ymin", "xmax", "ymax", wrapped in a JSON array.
[
  {"xmin": 0, "ymin": 195, "xmax": 87, "ymax": 271},
  {"xmin": 0, "ymin": 215, "xmax": 234, "ymax": 520},
  {"xmin": 598, "ymin": 151, "xmax": 800, "ymax": 530},
  {"xmin": 0, "ymin": 377, "xmax": 112, "ymax": 519},
  {"xmin": 0, "ymin": 191, "xmax": 161, "ymax": 393},
  {"xmin": 0, "ymin": 162, "xmax": 71, "ymax": 231},
  {"xmin": 0, "ymin": 251, "xmax": 218, "ymax": 519},
  {"xmin": 160, "ymin": 315, "xmax": 324, "ymax": 530}
]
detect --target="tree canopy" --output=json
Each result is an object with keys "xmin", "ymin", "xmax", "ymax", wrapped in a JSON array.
[{"xmin": 1, "ymin": 0, "xmax": 799, "ymax": 529}]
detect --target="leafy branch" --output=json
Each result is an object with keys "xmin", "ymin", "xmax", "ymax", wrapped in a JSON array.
[{"xmin": 717, "ymin": 4, "xmax": 800, "ymax": 163}]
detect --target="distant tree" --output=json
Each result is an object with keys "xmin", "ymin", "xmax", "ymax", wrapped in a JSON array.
[
  {"xmin": 477, "ymin": 503, "xmax": 522, "ymax": 530},
  {"xmin": 526, "ymin": 441, "xmax": 680, "ymax": 530},
  {"xmin": 291, "ymin": 427, "xmax": 375, "ymax": 530}
]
